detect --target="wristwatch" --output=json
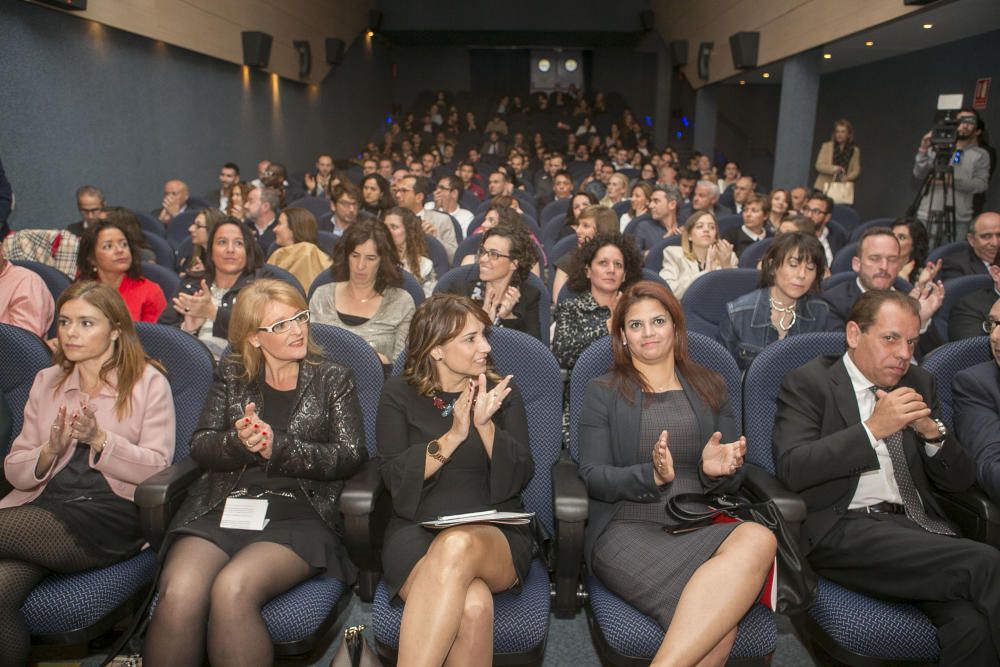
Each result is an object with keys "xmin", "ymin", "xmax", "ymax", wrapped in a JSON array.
[
  {"xmin": 916, "ymin": 418, "xmax": 947, "ymax": 444},
  {"xmin": 426, "ymin": 439, "xmax": 451, "ymax": 464}
]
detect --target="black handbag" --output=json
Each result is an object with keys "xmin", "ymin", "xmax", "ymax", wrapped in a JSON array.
[{"xmin": 665, "ymin": 493, "xmax": 818, "ymax": 614}]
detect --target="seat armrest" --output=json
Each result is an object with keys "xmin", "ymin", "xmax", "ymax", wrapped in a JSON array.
[
  {"xmin": 552, "ymin": 456, "xmax": 588, "ymax": 617},
  {"xmin": 742, "ymin": 464, "xmax": 807, "ymax": 525},
  {"xmin": 341, "ymin": 458, "xmax": 390, "ymax": 600},
  {"xmin": 135, "ymin": 458, "xmax": 202, "ymax": 551},
  {"xmin": 935, "ymin": 485, "xmax": 1000, "ymax": 549}
]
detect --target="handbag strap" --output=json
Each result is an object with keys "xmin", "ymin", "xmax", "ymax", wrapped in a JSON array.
[{"xmin": 666, "ymin": 493, "xmax": 772, "ymax": 522}]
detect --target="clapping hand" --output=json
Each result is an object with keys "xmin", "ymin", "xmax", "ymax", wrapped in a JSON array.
[
  {"xmin": 496, "ymin": 286, "xmax": 521, "ymax": 320},
  {"xmin": 910, "ymin": 280, "xmax": 944, "ymax": 326},
  {"xmin": 701, "ymin": 432, "xmax": 747, "ymax": 478},
  {"xmin": 45, "ymin": 405, "xmax": 74, "ymax": 458},
  {"xmin": 173, "ymin": 280, "xmax": 216, "ymax": 331},
  {"xmin": 447, "ymin": 379, "xmax": 476, "ymax": 442},
  {"xmin": 69, "ymin": 400, "xmax": 105, "ymax": 449},
  {"xmin": 651, "ymin": 430, "xmax": 675, "ymax": 485},
  {"xmin": 914, "ymin": 259, "xmax": 943, "ymax": 290},
  {"xmin": 235, "ymin": 402, "xmax": 273, "ymax": 459},
  {"xmin": 473, "ymin": 373, "xmax": 512, "ymax": 429}
]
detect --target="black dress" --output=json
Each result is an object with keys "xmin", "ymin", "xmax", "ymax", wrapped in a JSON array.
[
  {"xmin": 377, "ymin": 377, "xmax": 537, "ymax": 598},
  {"xmin": 169, "ymin": 384, "xmax": 346, "ymax": 580}
]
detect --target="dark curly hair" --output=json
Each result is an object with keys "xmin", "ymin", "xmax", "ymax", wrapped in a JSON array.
[
  {"xmin": 480, "ymin": 218, "xmax": 538, "ymax": 286},
  {"xmin": 330, "ymin": 218, "xmax": 402, "ymax": 293},
  {"xmin": 566, "ymin": 232, "xmax": 643, "ymax": 294},
  {"xmin": 892, "ymin": 217, "xmax": 929, "ymax": 285}
]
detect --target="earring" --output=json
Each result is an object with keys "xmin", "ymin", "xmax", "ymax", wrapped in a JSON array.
[{"xmin": 621, "ymin": 336, "xmax": 628, "ymax": 347}]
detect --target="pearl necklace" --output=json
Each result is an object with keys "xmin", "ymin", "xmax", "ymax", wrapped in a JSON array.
[{"xmin": 769, "ymin": 297, "xmax": 797, "ymax": 331}]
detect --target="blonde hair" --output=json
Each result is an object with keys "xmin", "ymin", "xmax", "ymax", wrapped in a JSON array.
[
  {"xmin": 226, "ymin": 279, "xmax": 322, "ymax": 381},
  {"xmin": 680, "ymin": 211, "xmax": 717, "ymax": 262},
  {"xmin": 53, "ymin": 282, "xmax": 163, "ymax": 419}
]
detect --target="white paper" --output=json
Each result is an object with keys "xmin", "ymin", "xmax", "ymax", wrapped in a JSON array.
[
  {"xmin": 220, "ymin": 498, "xmax": 270, "ymax": 530},
  {"xmin": 421, "ymin": 509, "xmax": 534, "ymax": 529}
]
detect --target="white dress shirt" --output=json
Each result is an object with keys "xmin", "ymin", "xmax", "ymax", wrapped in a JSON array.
[
  {"xmin": 818, "ymin": 226, "xmax": 834, "ymax": 266},
  {"xmin": 842, "ymin": 352, "xmax": 940, "ymax": 510}
]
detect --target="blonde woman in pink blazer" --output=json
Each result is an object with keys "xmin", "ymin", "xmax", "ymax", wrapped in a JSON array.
[{"xmin": 0, "ymin": 281, "xmax": 175, "ymax": 665}]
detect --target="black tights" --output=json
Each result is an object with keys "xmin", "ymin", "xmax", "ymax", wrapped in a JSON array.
[
  {"xmin": 142, "ymin": 536, "xmax": 313, "ymax": 667},
  {"xmin": 0, "ymin": 506, "xmax": 113, "ymax": 667}
]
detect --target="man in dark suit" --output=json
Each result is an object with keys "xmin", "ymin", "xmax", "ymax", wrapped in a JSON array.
[
  {"xmin": 66, "ymin": 185, "xmax": 105, "ymax": 237},
  {"xmin": 802, "ymin": 192, "xmax": 846, "ymax": 267},
  {"xmin": 774, "ymin": 290, "xmax": 1000, "ymax": 664},
  {"xmin": 677, "ymin": 180, "xmax": 733, "ymax": 223},
  {"xmin": 940, "ymin": 211, "xmax": 1000, "ymax": 281},
  {"xmin": 948, "ymin": 261, "xmax": 1000, "ymax": 340},
  {"xmin": 204, "ymin": 162, "xmax": 240, "ymax": 212},
  {"xmin": 953, "ymin": 296, "xmax": 1000, "ymax": 503},
  {"xmin": 823, "ymin": 227, "xmax": 943, "ymax": 331}
]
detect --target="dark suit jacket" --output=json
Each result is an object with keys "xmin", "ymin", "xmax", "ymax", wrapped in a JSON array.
[
  {"xmin": 824, "ymin": 222, "xmax": 848, "ymax": 260},
  {"xmin": 677, "ymin": 202, "xmax": 734, "ymax": 224},
  {"xmin": 821, "ymin": 279, "xmax": 861, "ymax": 331},
  {"xmin": 953, "ymin": 360, "xmax": 1000, "ymax": 503},
  {"xmin": 773, "ymin": 356, "xmax": 976, "ymax": 553},
  {"xmin": 721, "ymin": 225, "xmax": 773, "ymax": 258},
  {"xmin": 578, "ymin": 372, "xmax": 742, "ymax": 568},
  {"xmin": 949, "ymin": 287, "xmax": 1000, "ymax": 340},
  {"xmin": 940, "ymin": 245, "xmax": 991, "ymax": 281}
]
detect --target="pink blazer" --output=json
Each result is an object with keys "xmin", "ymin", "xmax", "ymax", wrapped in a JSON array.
[{"xmin": 1, "ymin": 363, "xmax": 175, "ymax": 507}]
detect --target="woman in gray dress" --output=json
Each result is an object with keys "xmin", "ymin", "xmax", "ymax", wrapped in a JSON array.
[{"xmin": 578, "ymin": 280, "xmax": 776, "ymax": 666}]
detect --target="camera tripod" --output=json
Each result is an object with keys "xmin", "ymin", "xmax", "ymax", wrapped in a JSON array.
[{"xmin": 909, "ymin": 162, "xmax": 958, "ymax": 246}]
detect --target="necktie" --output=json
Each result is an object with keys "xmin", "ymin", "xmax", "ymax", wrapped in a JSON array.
[{"xmin": 870, "ymin": 387, "xmax": 956, "ymax": 535}]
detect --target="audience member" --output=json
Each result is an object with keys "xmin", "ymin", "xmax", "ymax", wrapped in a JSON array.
[
  {"xmin": 267, "ymin": 207, "xmax": 332, "ymax": 292},
  {"xmin": 773, "ymin": 290, "xmax": 999, "ymax": 664},
  {"xmin": 722, "ymin": 193, "xmax": 773, "ymax": 257},
  {"xmin": 303, "ymin": 153, "xmax": 335, "ymax": 197},
  {"xmin": 717, "ymin": 161, "xmax": 741, "ymax": 196},
  {"xmin": 384, "ymin": 206, "xmax": 436, "ymax": 296},
  {"xmin": 676, "ymin": 170, "xmax": 697, "ymax": 208},
  {"xmin": 432, "ymin": 175, "xmax": 473, "ymax": 236},
  {"xmin": 250, "ymin": 159, "xmax": 270, "ymax": 188},
  {"xmin": 719, "ymin": 232, "xmax": 829, "ymax": 369},
  {"xmin": 579, "ymin": 280, "xmax": 774, "ymax": 666},
  {"xmin": 159, "ymin": 218, "xmax": 264, "ymax": 358},
  {"xmin": 913, "ymin": 109, "xmax": 990, "ymax": 239},
  {"xmin": 552, "ymin": 232, "xmax": 642, "ymax": 370},
  {"xmin": 359, "ymin": 174, "xmax": 392, "ymax": 221},
  {"xmin": 395, "ymin": 175, "xmax": 457, "ymax": 261},
  {"xmin": 953, "ymin": 296, "xmax": 1000, "ymax": 502},
  {"xmin": 66, "ymin": 186, "xmax": 105, "ymax": 237},
  {"xmin": 441, "ymin": 220, "xmax": 542, "ymax": 340},
  {"xmin": 814, "ymin": 119, "xmax": 861, "ymax": 203},
  {"xmin": 0, "ymin": 282, "xmax": 174, "ymax": 666},
  {"xmin": 376, "ymin": 294, "xmax": 535, "ymax": 666},
  {"xmin": 633, "ymin": 184, "xmax": 682, "ymax": 253},
  {"xmin": 456, "ymin": 160, "xmax": 485, "ymax": 201},
  {"xmin": 178, "ymin": 208, "xmax": 226, "ymax": 276},
  {"xmin": 225, "ymin": 182, "xmax": 251, "ymax": 220},
  {"xmin": 659, "ymin": 212, "xmax": 737, "ymax": 299},
  {"xmin": 948, "ymin": 259, "xmax": 1000, "ymax": 340},
  {"xmin": 939, "ymin": 211, "xmax": 1000, "ymax": 280},
  {"xmin": 600, "ymin": 173, "xmax": 629, "ymax": 208},
  {"xmin": 310, "ymin": 219, "xmax": 414, "ymax": 365},
  {"xmin": 788, "ymin": 186, "xmax": 809, "ymax": 213},
  {"xmin": 767, "ymin": 189, "xmax": 790, "ymax": 232},
  {"xmin": 551, "ymin": 204, "xmax": 619, "ymax": 301},
  {"xmin": 0, "ymin": 242, "xmax": 54, "ymax": 337},
  {"xmin": 154, "ymin": 179, "xmax": 190, "ymax": 225},
  {"xmin": 206, "ymin": 163, "xmax": 240, "ymax": 212},
  {"xmin": 802, "ymin": 192, "xmax": 845, "ymax": 267},
  {"xmin": 550, "ymin": 191, "xmax": 599, "ymax": 245},
  {"xmin": 76, "ymin": 219, "xmax": 165, "ymax": 323},
  {"xmin": 727, "ymin": 175, "xmax": 757, "ymax": 215},
  {"xmin": 323, "ymin": 182, "xmax": 361, "ymax": 237},
  {"xmin": 892, "ymin": 217, "xmax": 937, "ymax": 286},
  {"xmin": 245, "ymin": 187, "xmax": 280, "ymax": 253},
  {"xmin": 143, "ymin": 279, "xmax": 365, "ymax": 666}
]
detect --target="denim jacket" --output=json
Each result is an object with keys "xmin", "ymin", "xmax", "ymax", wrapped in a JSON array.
[{"xmin": 719, "ymin": 288, "xmax": 830, "ymax": 369}]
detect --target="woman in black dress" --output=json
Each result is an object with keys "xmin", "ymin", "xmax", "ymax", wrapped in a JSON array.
[
  {"xmin": 377, "ymin": 294, "xmax": 535, "ymax": 666},
  {"xmin": 579, "ymin": 281, "xmax": 776, "ymax": 666},
  {"xmin": 143, "ymin": 279, "xmax": 367, "ymax": 667}
]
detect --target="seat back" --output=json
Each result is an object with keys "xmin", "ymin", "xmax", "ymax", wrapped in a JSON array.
[
  {"xmin": 742, "ymin": 332, "xmax": 846, "ymax": 473},
  {"xmin": 135, "ymin": 323, "xmax": 214, "ymax": 462},
  {"xmin": 259, "ymin": 264, "xmax": 307, "ymax": 298},
  {"xmin": 287, "ymin": 196, "xmax": 332, "ymax": 220},
  {"xmin": 936, "ymin": 275, "xmax": 993, "ymax": 341},
  {"xmin": 140, "ymin": 263, "xmax": 180, "ymax": 304},
  {"xmin": 831, "ymin": 204, "xmax": 861, "ymax": 231},
  {"xmin": 0, "ymin": 324, "xmax": 52, "ymax": 456},
  {"xmin": 680, "ymin": 269, "xmax": 760, "ymax": 338},
  {"xmin": 134, "ymin": 210, "xmax": 166, "ymax": 238},
  {"xmin": 540, "ymin": 198, "xmax": 570, "ymax": 224},
  {"xmin": 423, "ymin": 234, "xmax": 450, "ymax": 280},
  {"xmin": 739, "ymin": 237, "xmax": 773, "ymax": 269},
  {"xmin": 641, "ymin": 235, "xmax": 682, "ymax": 271},
  {"xmin": 452, "ymin": 233, "xmax": 483, "ymax": 267},
  {"xmin": 569, "ymin": 332, "xmax": 742, "ymax": 460},
  {"xmin": 848, "ymin": 218, "xmax": 895, "ymax": 242},
  {"xmin": 549, "ymin": 234, "xmax": 577, "ymax": 269},
  {"xmin": 612, "ymin": 200, "xmax": 630, "ymax": 217},
  {"xmin": 144, "ymin": 232, "xmax": 176, "ymax": 269},
  {"xmin": 716, "ymin": 214, "xmax": 743, "ymax": 237},
  {"xmin": 316, "ymin": 231, "xmax": 338, "ymax": 256},
  {"xmin": 166, "ymin": 210, "xmax": 200, "ymax": 247},
  {"xmin": 830, "ymin": 241, "xmax": 859, "ymax": 274},
  {"xmin": 927, "ymin": 240, "xmax": 969, "ymax": 265},
  {"xmin": 921, "ymin": 336, "xmax": 993, "ymax": 430},
  {"xmin": 310, "ymin": 324, "xmax": 384, "ymax": 456}
]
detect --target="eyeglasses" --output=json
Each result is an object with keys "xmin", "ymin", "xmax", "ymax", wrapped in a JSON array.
[
  {"xmin": 78, "ymin": 207, "xmax": 103, "ymax": 215},
  {"xmin": 983, "ymin": 318, "xmax": 1000, "ymax": 334},
  {"xmin": 257, "ymin": 310, "xmax": 310, "ymax": 334},
  {"xmin": 478, "ymin": 247, "xmax": 511, "ymax": 261},
  {"xmin": 801, "ymin": 206, "xmax": 828, "ymax": 216}
]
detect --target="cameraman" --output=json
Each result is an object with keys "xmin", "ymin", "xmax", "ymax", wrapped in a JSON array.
[{"xmin": 913, "ymin": 108, "xmax": 991, "ymax": 240}]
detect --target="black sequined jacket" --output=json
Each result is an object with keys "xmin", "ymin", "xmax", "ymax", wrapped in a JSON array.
[{"xmin": 170, "ymin": 353, "xmax": 368, "ymax": 532}]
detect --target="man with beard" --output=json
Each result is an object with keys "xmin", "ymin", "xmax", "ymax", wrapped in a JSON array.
[{"xmin": 303, "ymin": 154, "xmax": 335, "ymax": 197}]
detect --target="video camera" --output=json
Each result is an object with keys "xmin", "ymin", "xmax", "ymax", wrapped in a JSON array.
[{"xmin": 929, "ymin": 93, "xmax": 964, "ymax": 172}]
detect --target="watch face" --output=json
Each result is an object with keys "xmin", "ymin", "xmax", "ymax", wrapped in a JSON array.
[{"xmin": 427, "ymin": 441, "xmax": 440, "ymax": 454}]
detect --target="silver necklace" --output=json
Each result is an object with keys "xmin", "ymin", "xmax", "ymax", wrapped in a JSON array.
[{"xmin": 769, "ymin": 297, "xmax": 796, "ymax": 331}]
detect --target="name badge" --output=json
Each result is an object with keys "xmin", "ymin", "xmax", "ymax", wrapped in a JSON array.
[{"xmin": 220, "ymin": 498, "xmax": 269, "ymax": 530}]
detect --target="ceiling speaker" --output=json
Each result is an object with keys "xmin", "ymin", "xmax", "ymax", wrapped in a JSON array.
[
  {"xmin": 729, "ymin": 32, "xmax": 760, "ymax": 69},
  {"xmin": 670, "ymin": 40, "xmax": 688, "ymax": 67},
  {"xmin": 241, "ymin": 31, "xmax": 272, "ymax": 69},
  {"xmin": 325, "ymin": 37, "xmax": 345, "ymax": 66}
]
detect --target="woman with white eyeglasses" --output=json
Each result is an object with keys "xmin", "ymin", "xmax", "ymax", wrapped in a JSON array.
[
  {"xmin": 144, "ymin": 279, "xmax": 367, "ymax": 666},
  {"xmin": 442, "ymin": 219, "xmax": 542, "ymax": 341}
]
